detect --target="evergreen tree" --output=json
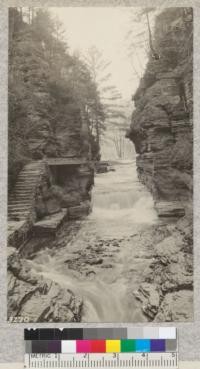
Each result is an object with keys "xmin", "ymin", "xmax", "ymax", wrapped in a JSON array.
[{"xmin": 84, "ymin": 46, "xmax": 127, "ymax": 156}]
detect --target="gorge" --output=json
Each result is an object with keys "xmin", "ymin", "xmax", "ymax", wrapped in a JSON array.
[{"xmin": 8, "ymin": 7, "xmax": 193, "ymax": 323}]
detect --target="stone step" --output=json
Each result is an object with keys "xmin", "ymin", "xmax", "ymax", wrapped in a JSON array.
[
  {"xmin": 9, "ymin": 196, "xmax": 33, "ymax": 201},
  {"xmin": 9, "ymin": 193, "xmax": 33, "ymax": 198},
  {"xmin": 16, "ymin": 180, "xmax": 38, "ymax": 185},
  {"xmin": 13, "ymin": 188, "xmax": 34, "ymax": 192},
  {"xmin": 17, "ymin": 176, "xmax": 39, "ymax": 180},
  {"xmin": 8, "ymin": 203, "xmax": 32, "ymax": 208},
  {"xmin": 8, "ymin": 211, "xmax": 30, "ymax": 217},
  {"xmin": 15, "ymin": 183, "xmax": 38, "ymax": 188},
  {"xmin": 17, "ymin": 172, "xmax": 41, "ymax": 177},
  {"xmin": 8, "ymin": 205, "xmax": 31, "ymax": 213},
  {"xmin": 9, "ymin": 196, "xmax": 33, "ymax": 202},
  {"xmin": 8, "ymin": 216, "xmax": 28, "ymax": 221},
  {"xmin": 8, "ymin": 215, "xmax": 30, "ymax": 221},
  {"xmin": 9, "ymin": 196, "xmax": 34, "ymax": 203},
  {"xmin": 15, "ymin": 181, "xmax": 36, "ymax": 186},
  {"xmin": 12, "ymin": 189, "xmax": 34, "ymax": 193},
  {"xmin": 8, "ymin": 212, "xmax": 31, "ymax": 218},
  {"xmin": 18, "ymin": 167, "xmax": 41, "ymax": 171},
  {"xmin": 11, "ymin": 194, "xmax": 33, "ymax": 199},
  {"xmin": 18, "ymin": 169, "xmax": 41, "ymax": 173},
  {"xmin": 14, "ymin": 186, "xmax": 36, "ymax": 191},
  {"xmin": 8, "ymin": 208, "xmax": 30, "ymax": 213},
  {"xmin": 8, "ymin": 201, "xmax": 31, "ymax": 206},
  {"xmin": 15, "ymin": 176, "xmax": 38, "ymax": 181},
  {"xmin": 19, "ymin": 165, "xmax": 43, "ymax": 173},
  {"xmin": 15, "ymin": 182, "xmax": 36, "ymax": 187},
  {"xmin": 25, "ymin": 166, "xmax": 42, "ymax": 169}
]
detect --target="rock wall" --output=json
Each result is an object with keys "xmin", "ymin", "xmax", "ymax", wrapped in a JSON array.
[
  {"xmin": 127, "ymin": 8, "xmax": 193, "ymax": 215},
  {"xmin": 127, "ymin": 8, "xmax": 193, "ymax": 321},
  {"xmin": 29, "ymin": 108, "xmax": 92, "ymax": 161},
  {"xmin": 134, "ymin": 218, "xmax": 193, "ymax": 321},
  {"xmin": 35, "ymin": 162, "xmax": 94, "ymax": 220}
]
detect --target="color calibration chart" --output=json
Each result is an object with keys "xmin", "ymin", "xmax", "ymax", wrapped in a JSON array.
[{"xmin": 24, "ymin": 327, "xmax": 178, "ymax": 368}]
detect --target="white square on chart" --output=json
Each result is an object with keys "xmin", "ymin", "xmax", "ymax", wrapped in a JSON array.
[
  {"xmin": 61, "ymin": 340, "xmax": 76, "ymax": 353},
  {"xmin": 159, "ymin": 327, "xmax": 176, "ymax": 339}
]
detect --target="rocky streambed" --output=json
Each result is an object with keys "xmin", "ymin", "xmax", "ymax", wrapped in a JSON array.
[{"xmin": 7, "ymin": 161, "xmax": 193, "ymax": 323}]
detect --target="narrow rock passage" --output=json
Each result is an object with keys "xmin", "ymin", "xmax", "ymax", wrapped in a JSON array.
[{"xmin": 26, "ymin": 161, "xmax": 158, "ymax": 322}]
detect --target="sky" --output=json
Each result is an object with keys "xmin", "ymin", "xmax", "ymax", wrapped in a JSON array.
[{"xmin": 50, "ymin": 7, "xmax": 148, "ymax": 101}]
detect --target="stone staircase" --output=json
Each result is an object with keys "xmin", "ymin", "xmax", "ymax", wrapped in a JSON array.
[{"xmin": 8, "ymin": 161, "xmax": 45, "ymax": 222}]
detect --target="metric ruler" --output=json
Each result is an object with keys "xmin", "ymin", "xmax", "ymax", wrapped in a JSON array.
[{"xmin": 24, "ymin": 352, "xmax": 178, "ymax": 368}]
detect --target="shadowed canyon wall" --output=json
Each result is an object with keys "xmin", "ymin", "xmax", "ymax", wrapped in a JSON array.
[
  {"xmin": 127, "ymin": 8, "xmax": 193, "ymax": 216},
  {"xmin": 8, "ymin": 8, "xmax": 98, "ymax": 229},
  {"xmin": 127, "ymin": 8, "xmax": 193, "ymax": 321}
]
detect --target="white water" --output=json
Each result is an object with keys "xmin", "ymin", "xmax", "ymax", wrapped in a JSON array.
[
  {"xmin": 28, "ymin": 160, "xmax": 158, "ymax": 322},
  {"xmin": 92, "ymin": 160, "xmax": 157, "ymax": 236}
]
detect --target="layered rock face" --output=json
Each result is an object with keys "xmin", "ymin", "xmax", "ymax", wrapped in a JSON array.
[
  {"xmin": 28, "ymin": 108, "xmax": 94, "ymax": 221},
  {"xmin": 29, "ymin": 108, "xmax": 92, "ymax": 161},
  {"xmin": 134, "ymin": 218, "xmax": 193, "ymax": 321},
  {"xmin": 128, "ymin": 8, "xmax": 193, "ymax": 321},
  {"xmin": 127, "ymin": 8, "xmax": 193, "ymax": 215}
]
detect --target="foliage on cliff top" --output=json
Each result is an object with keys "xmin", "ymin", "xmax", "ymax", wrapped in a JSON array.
[{"xmin": 132, "ymin": 7, "xmax": 193, "ymax": 104}]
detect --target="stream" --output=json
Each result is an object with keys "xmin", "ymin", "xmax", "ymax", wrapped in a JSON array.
[{"xmin": 27, "ymin": 160, "xmax": 158, "ymax": 322}]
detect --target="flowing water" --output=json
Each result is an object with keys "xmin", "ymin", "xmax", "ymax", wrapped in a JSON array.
[{"xmin": 27, "ymin": 160, "xmax": 158, "ymax": 322}]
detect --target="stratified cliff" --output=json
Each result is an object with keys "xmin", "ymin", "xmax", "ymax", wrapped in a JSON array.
[
  {"xmin": 8, "ymin": 9, "xmax": 100, "ymax": 228},
  {"xmin": 127, "ymin": 8, "xmax": 193, "ymax": 216},
  {"xmin": 8, "ymin": 9, "xmax": 101, "ymax": 192},
  {"xmin": 127, "ymin": 8, "xmax": 193, "ymax": 321},
  {"xmin": 8, "ymin": 9, "xmax": 98, "ymax": 322}
]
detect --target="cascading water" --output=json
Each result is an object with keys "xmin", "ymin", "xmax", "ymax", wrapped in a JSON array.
[
  {"xmin": 27, "ymin": 160, "xmax": 158, "ymax": 322},
  {"xmin": 92, "ymin": 160, "xmax": 157, "ymax": 236}
]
